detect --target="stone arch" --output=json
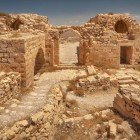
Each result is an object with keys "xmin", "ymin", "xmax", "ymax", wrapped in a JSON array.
[
  {"xmin": 60, "ymin": 28, "xmax": 81, "ymax": 43},
  {"xmin": 115, "ymin": 20, "xmax": 128, "ymax": 33},
  {"xmin": 34, "ymin": 48, "xmax": 45, "ymax": 75},
  {"xmin": 11, "ymin": 18, "xmax": 23, "ymax": 30}
]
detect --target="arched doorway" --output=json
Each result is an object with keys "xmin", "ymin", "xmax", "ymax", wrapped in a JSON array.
[
  {"xmin": 59, "ymin": 29, "xmax": 80, "ymax": 65},
  {"xmin": 34, "ymin": 48, "xmax": 45, "ymax": 75},
  {"xmin": 11, "ymin": 19, "xmax": 23, "ymax": 30},
  {"xmin": 115, "ymin": 20, "xmax": 128, "ymax": 33}
]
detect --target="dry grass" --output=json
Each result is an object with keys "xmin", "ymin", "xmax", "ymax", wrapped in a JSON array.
[
  {"xmin": 66, "ymin": 75, "xmax": 89, "ymax": 97},
  {"xmin": 67, "ymin": 79, "xmax": 85, "ymax": 97}
]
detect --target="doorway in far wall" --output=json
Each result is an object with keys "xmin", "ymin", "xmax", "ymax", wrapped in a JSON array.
[
  {"xmin": 59, "ymin": 29, "xmax": 80, "ymax": 65},
  {"xmin": 120, "ymin": 46, "xmax": 132, "ymax": 65}
]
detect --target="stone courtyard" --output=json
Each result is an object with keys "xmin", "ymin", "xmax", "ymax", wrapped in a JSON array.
[{"xmin": 0, "ymin": 12, "xmax": 140, "ymax": 140}]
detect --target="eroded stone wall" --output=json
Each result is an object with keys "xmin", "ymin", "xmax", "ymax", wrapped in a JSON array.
[
  {"xmin": 114, "ymin": 87, "xmax": 140, "ymax": 124},
  {"xmin": 0, "ymin": 32, "xmax": 46, "ymax": 87},
  {"xmin": 0, "ymin": 72, "xmax": 21, "ymax": 105},
  {"xmin": 0, "ymin": 84, "xmax": 64, "ymax": 140}
]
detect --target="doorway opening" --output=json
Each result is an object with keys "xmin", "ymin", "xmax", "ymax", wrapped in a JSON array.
[
  {"xmin": 120, "ymin": 46, "xmax": 132, "ymax": 64},
  {"xmin": 59, "ymin": 29, "xmax": 80, "ymax": 65}
]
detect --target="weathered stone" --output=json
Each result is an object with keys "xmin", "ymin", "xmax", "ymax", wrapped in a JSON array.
[
  {"xmin": 109, "ymin": 120, "xmax": 117, "ymax": 138},
  {"xmin": 31, "ymin": 112, "xmax": 44, "ymax": 124},
  {"xmin": 16, "ymin": 120, "xmax": 29, "ymax": 127},
  {"xmin": 87, "ymin": 65, "xmax": 96, "ymax": 75}
]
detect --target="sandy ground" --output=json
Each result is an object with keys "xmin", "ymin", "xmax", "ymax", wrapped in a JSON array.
[
  {"xmin": 59, "ymin": 42, "xmax": 79, "ymax": 64},
  {"xmin": 67, "ymin": 88, "xmax": 118, "ymax": 115}
]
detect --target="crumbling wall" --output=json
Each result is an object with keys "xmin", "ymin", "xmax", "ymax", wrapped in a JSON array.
[
  {"xmin": 60, "ymin": 28, "xmax": 81, "ymax": 43},
  {"xmin": 114, "ymin": 87, "xmax": 140, "ymax": 124},
  {"xmin": 134, "ymin": 35, "xmax": 140, "ymax": 64},
  {"xmin": 47, "ymin": 29, "xmax": 60, "ymax": 65},
  {"xmin": 0, "ymin": 84, "xmax": 64, "ymax": 140},
  {"xmin": 0, "ymin": 72, "xmax": 21, "ymax": 104}
]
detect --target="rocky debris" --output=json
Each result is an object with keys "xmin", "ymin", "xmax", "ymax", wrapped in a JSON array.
[
  {"xmin": 56, "ymin": 107, "xmax": 138, "ymax": 140},
  {"xmin": 114, "ymin": 86, "xmax": 140, "ymax": 124},
  {"xmin": 108, "ymin": 120, "xmax": 117, "ymax": 138},
  {"xmin": 77, "ymin": 72, "xmax": 111, "ymax": 92},
  {"xmin": 64, "ymin": 114, "xmax": 93, "ymax": 123},
  {"xmin": 86, "ymin": 65, "xmax": 96, "ymax": 75},
  {"xmin": 60, "ymin": 28, "xmax": 80, "ymax": 43},
  {"xmin": 0, "ymin": 72, "xmax": 21, "ymax": 105},
  {"xmin": 0, "ymin": 83, "xmax": 64, "ymax": 140},
  {"xmin": 92, "ymin": 108, "xmax": 138, "ymax": 140}
]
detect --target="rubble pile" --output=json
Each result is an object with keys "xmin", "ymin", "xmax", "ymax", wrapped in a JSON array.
[
  {"xmin": 0, "ymin": 72, "xmax": 21, "ymax": 104},
  {"xmin": 114, "ymin": 86, "xmax": 140, "ymax": 124},
  {"xmin": 0, "ymin": 84, "xmax": 64, "ymax": 140}
]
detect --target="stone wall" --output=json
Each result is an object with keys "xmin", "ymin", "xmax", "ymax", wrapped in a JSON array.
[
  {"xmin": 0, "ymin": 32, "xmax": 46, "ymax": 87},
  {"xmin": 56, "ymin": 13, "xmax": 140, "ymax": 68},
  {"xmin": 59, "ymin": 28, "xmax": 81, "ymax": 43},
  {"xmin": 0, "ymin": 84, "xmax": 64, "ymax": 140},
  {"xmin": 79, "ymin": 39, "xmax": 120, "ymax": 68},
  {"xmin": 47, "ymin": 29, "xmax": 60, "ymax": 65},
  {"xmin": 0, "ymin": 72, "xmax": 21, "ymax": 105},
  {"xmin": 114, "ymin": 87, "xmax": 140, "ymax": 125},
  {"xmin": 0, "ymin": 13, "xmax": 51, "ymax": 33},
  {"xmin": 134, "ymin": 35, "xmax": 140, "ymax": 64}
]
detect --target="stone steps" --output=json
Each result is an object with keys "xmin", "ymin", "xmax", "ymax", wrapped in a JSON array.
[
  {"xmin": 117, "ymin": 75, "xmax": 132, "ymax": 81},
  {"xmin": 56, "ymin": 65, "xmax": 85, "ymax": 70},
  {"xmin": 118, "ymin": 79, "xmax": 135, "ymax": 85}
]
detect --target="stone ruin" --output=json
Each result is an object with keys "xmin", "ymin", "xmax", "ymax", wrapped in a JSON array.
[
  {"xmin": 114, "ymin": 86, "xmax": 140, "ymax": 124},
  {"xmin": 0, "ymin": 13, "xmax": 140, "ymax": 87},
  {"xmin": 0, "ymin": 12, "xmax": 140, "ymax": 139}
]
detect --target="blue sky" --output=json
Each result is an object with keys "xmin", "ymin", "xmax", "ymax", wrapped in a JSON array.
[{"xmin": 0, "ymin": 0, "xmax": 140, "ymax": 25}]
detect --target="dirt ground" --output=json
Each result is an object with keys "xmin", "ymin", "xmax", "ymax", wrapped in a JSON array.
[{"xmin": 59, "ymin": 42, "xmax": 79, "ymax": 65}]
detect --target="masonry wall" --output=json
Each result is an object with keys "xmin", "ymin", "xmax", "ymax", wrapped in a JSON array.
[
  {"xmin": 79, "ymin": 40, "xmax": 120, "ymax": 68},
  {"xmin": 114, "ymin": 87, "xmax": 140, "ymax": 125},
  {"xmin": 0, "ymin": 72, "xmax": 21, "ymax": 104},
  {"xmin": 134, "ymin": 35, "xmax": 140, "ymax": 64},
  {"xmin": 24, "ymin": 34, "xmax": 45, "ymax": 87},
  {"xmin": 0, "ymin": 36, "xmax": 25, "ymax": 75},
  {"xmin": 0, "ymin": 33, "xmax": 46, "ymax": 88},
  {"xmin": 48, "ymin": 30, "xmax": 60, "ymax": 65}
]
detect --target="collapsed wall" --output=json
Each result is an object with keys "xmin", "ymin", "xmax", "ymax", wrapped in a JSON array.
[
  {"xmin": 0, "ymin": 13, "xmax": 51, "ymax": 33},
  {"xmin": 0, "ymin": 72, "xmax": 21, "ymax": 104},
  {"xmin": 114, "ymin": 87, "xmax": 140, "ymax": 124},
  {"xmin": 0, "ymin": 84, "xmax": 64, "ymax": 140}
]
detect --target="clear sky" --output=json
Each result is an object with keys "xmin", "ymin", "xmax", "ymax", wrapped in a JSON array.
[{"xmin": 0, "ymin": 0, "xmax": 140, "ymax": 25}]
